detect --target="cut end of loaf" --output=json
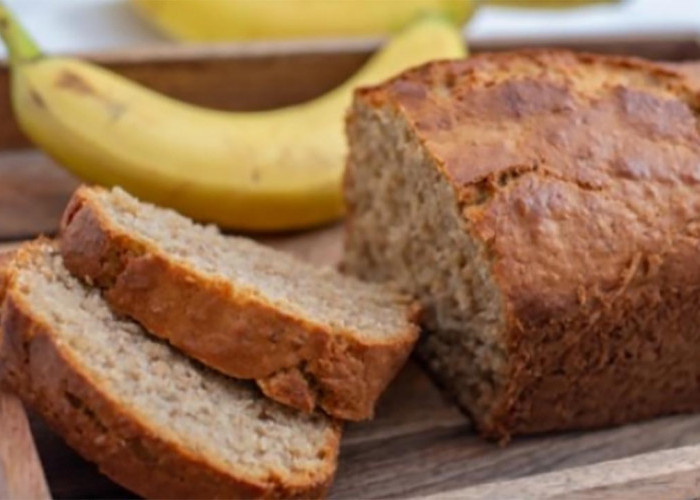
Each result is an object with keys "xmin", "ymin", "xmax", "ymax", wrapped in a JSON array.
[
  {"xmin": 0, "ymin": 241, "xmax": 340, "ymax": 497},
  {"xmin": 343, "ymin": 98, "xmax": 508, "ymax": 433}
]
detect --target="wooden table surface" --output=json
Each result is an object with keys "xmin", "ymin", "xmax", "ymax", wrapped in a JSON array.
[{"xmin": 4, "ymin": 208, "xmax": 700, "ymax": 498}]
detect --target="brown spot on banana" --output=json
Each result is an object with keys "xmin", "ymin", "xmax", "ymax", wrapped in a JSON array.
[
  {"xmin": 54, "ymin": 70, "xmax": 128, "ymax": 122},
  {"xmin": 55, "ymin": 70, "xmax": 97, "ymax": 96},
  {"xmin": 28, "ymin": 88, "xmax": 45, "ymax": 108}
]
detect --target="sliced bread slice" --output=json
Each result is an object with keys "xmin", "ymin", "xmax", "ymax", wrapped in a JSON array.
[
  {"xmin": 59, "ymin": 186, "xmax": 419, "ymax": 420},
  {"xmin": 0, "ymin": 241, "xmax": 341, "ymax": 499}
]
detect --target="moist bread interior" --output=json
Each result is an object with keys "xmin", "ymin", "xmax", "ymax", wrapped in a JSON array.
[
  {"xmin": 96, "ymin": 187, "xmax": 409, "ymax": 341},
  {"xmin": 13, "ymin": 244, "xmax": 335, "ymax": 479}
]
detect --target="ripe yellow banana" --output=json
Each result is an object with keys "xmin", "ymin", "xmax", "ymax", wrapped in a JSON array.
[
  {"xmin": 132, "ymin": 0, "xmax": 477, "ymax": 42},
  {"xmin": 0, "ymin": 6, "xmax": 466, "ymax": 230},
  {"xmin": 131, "ymin": 0, "xmax": 618, "ymax": 43}
]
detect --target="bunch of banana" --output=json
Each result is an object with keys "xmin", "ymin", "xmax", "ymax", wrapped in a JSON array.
[
  {"xmin": 131, "ymin": 0, "xmax": 618, "ymax": 42},
  {"xmin": 0, "ymin": 4, "xmax": 466, "ymax": 230}
]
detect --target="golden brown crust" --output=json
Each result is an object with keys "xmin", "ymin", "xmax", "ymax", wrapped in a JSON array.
[
  {"xmin": 353, "ymin": 50, "xmax": 700, "ymax": 438},
  {"xmin": 0, "ymin": 243, "xmax": 340, "ymax": 499},
  {"xmin": 258, "ymin": 367, "xmax": 317, "ymax": 413},
  {"xmin": 0, "ymin": 250, "xmax": 14, "ymax": 302},
  {"xmin": 59, "ymin": 187, "xmax": 418, "ymax": 421}
]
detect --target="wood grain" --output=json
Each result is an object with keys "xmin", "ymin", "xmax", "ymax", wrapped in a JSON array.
[
  {"xmin": 334, "ymin": 405, "xmax": 700, "ymax": 498},
  {"xmin": 0, "ymin": 392, "xmax": 50, "ymax": 500},
  {"xmin": 0, "ymin": 151, "xmax": 78, "ymax": 241},
  {"xmin": 429, "ymin": 444, "xmax": 700, "ymax": 499}
]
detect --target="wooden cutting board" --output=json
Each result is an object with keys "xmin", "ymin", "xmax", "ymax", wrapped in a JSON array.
[{"xmin": 3, "ymin": 226, "xmax": 700, "ymax": 499}]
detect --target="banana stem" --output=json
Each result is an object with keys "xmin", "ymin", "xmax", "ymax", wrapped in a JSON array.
[{"xmin": 0, "ymin": 1, "xmax": 42, "ymax": 65}]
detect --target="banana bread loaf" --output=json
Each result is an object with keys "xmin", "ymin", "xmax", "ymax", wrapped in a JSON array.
[{"xmin": 343, "ymin": 49, "xmax": 700, "ymax": 439}]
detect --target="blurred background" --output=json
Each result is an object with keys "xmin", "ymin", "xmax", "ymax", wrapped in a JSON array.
[{"xmin": 3, "ymin": 0, "xmax": 699, "ymax": 55}]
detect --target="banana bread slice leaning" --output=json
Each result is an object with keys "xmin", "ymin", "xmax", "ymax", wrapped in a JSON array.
[
  {"xmin": 343, "ymin": 49, "xmax": 700, "ymax": 440},
  {"xmin": 0, "ymin": 241, "xmax": 340, "ymax": 499},
  {"xmin": 59, "ymin": 186, "xmax": 419, "ymax": 421}
]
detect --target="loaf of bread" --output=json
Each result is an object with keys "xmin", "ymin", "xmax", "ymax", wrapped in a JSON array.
[
  {"xmin": 0, "ymin": 242, "xmax": 340, "ymax": 499},
  {"xmin": 343, "ymin": 50, "xmax": 700, "ymax": 439},
  {"xmin": 59, "ymin": 186, "xmax": 419, "ymax": 421}
]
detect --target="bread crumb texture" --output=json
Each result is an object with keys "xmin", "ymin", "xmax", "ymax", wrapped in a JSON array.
[{"xmin": 99, "ymin": 186, "xmax": 412, "ymax": 340}]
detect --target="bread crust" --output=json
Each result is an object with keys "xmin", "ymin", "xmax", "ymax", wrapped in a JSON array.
[
  {"xmin": 348, "ymin": 49, "xmax": 700, "ymax": 438},
  {"xmin": 0, "ymin": 244, "xmax": 341, "ymax": 499},
  {"xmin": 0, "ymin": 250, "xmax": 14, "ymax": 302},
  {"xmin": 59, "ymin": 187, "xmax": 419, "ymax": 421}
]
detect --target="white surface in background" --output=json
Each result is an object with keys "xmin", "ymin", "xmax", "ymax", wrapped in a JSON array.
[
  {"xmin": 4, "ymin": 0, "xmax": 163, "ymax": 54},
  {"xmin": 2, "ymin": 0, "xmax": 700, "ymax": 57},
  {"xmin": 470, "ymin": 0, "xmax": 700, "ymax": 41}
]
